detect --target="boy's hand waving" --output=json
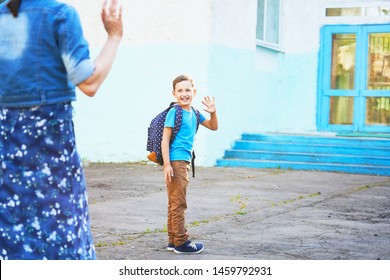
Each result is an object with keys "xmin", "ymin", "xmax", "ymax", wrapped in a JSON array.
[
  {"xmin": 202, "ymin": 96, "xmax": 216, "ymax": 114},
  {"xmin": 200, "ymin": 96, "xmax": 218, "ymax": 131}
]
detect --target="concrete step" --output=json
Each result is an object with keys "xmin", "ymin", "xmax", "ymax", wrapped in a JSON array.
[
  {"xmin": 241, "ymin": 133, "xmax": 390, "ymax": 147},
  {"xmin": 233, "ymin": 140, "xmax": 390, "ymax": 157},
  {"xmin": 216, "ymin": 133, "xmax": 390, "ymax": 176},
  {"xmin": 216, "ymin": 158, "xmax": 390, "ymax": 176},
  {"xmin": 224, "ymin": 149, "xmax": 390, "ymax": 166}
]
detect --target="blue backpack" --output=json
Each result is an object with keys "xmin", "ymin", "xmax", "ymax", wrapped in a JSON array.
[{"xmin": 147, "ymin": 102, "xmax": 201, "ymax": 176}]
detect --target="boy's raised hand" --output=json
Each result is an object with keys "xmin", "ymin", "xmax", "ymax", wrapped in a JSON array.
[
  {"xmin": 202, "ymin": 96, "xmax": 216, "ymax": 114},
  {"xmin": 201, "ymin": 96, "xmax": 218, "ymax": 130}
]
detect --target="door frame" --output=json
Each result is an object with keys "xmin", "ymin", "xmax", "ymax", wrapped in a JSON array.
[{"xmin": 317, "ymin": 24, "xmax": 390, "ymax": 133}]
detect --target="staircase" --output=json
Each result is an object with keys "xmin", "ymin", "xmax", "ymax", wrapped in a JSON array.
[{"xmin": 216, "ymin": 133, "xmax": 390, "ymax": 176}]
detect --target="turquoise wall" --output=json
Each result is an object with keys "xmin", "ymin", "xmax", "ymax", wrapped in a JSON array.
[
  {"xmin": 196, "ymin": 45, "xmax": 257, "ymax": 165},
  {"xmin": 255, "ymin": 48, "xmax": 319, "ymax": 133}
]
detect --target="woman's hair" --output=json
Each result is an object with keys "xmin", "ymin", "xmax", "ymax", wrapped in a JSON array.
[
  {"xmin": 172, "ymin": 74, "xmax": 194, "ymax": 90},
  {"xmin": 8, "ymin": 0, "xmax": 22, "ymax": 17}
]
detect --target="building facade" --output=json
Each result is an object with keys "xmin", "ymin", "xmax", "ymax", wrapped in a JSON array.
[
  {"xmin": 63, "ymin": 0, "xmax": 390, "ymax": 166},
  {"xmin": 256, "ymin": 0, "xmax": 390, "ymax": 135}
]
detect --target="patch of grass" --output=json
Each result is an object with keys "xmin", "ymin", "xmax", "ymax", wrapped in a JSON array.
[
  {"xmin": 272, "ymin": 192, "xmax": 322, "ymax": 206},
  {"xmin": 143, "ymin": 225, "xmax": 168, "ymax": 234},
  {"xmin": 309, "ymin": 192, "xmax": 321, "ymax": 198},
  {"xmin": 230, "ymin": 194, "xmax": 248, "ymax": 215},
  {"xmin": 188, "ymin": 219, "xmax": 211, "ymax": 228},
  {"xmin": 355, "ymin": 185, "xmax": 370, "ymax": 191},
  {"xmin": 271, "ymin": 168, "xmax": 285, "ymax": 175},
  {"xmin": 95, "ymin": 241, "xmax": 125, "ymax": 247},
  {"xmin": 111, "ymin": 241, "xmax": 125, "ymax": 246},
  {"xmin": 95, "ymin": 242, "xmax": 108, "ymax": 248}
]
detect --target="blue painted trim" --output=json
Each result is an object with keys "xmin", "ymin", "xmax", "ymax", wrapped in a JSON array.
[
  {"xmin": 362, "ymin": 90, "xmax": 390, "ymax": 97},
  {"xmin": 316, "ymin": 26, "xmax": 325, "ymax": 130},
  {"xmin": 318, "ymin": 24, "xmax": 390, "ymax": 133}
]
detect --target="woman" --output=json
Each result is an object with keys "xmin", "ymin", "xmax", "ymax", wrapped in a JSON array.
[{"xmin": 0, "ymin": 0, "xmax": 123, "ymax": 259}]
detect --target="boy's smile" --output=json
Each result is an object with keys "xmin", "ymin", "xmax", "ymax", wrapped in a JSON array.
[{"xmin": 172, "ymin": 80, "xmax": 196, "ymax": 110}]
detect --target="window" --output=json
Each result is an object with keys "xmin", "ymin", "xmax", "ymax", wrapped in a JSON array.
[
  {"xmin": 326, "ymin": 7, "xmax": 361, "ymax": 17},
  {"xmin": 325, "ymin": 6, "xmax": 390, "ymax": 17},
  {"xmin": 323, "ymin": 2, "xmax": 390, "ymax": 24},
  {"xmin": 256, "ymin": 0, "xmax": 281, "ymax": 50}
]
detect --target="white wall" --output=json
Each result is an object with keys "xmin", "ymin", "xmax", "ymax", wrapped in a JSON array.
[
  {"xmin": 254, "ymin": 0, "xmax": 321, "ymax": 134},
  {"xmin": 63, "ymin": 0, "xmax": 212, "ymax": 46}
]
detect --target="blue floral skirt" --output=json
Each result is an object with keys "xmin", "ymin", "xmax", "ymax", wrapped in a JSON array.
[{"xmin": 0, "ymin": 103, "xmax": 96, "ymax": 260}]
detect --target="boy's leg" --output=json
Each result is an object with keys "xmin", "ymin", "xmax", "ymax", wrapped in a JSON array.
[{"xmin": 166, "ymin": 161, "xmax": 190, "ymax": 246}]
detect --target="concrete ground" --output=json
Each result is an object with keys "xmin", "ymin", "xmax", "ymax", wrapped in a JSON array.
[{"xmin": 84, "ymin": 163, "xmax": 390, "ymax": 260}]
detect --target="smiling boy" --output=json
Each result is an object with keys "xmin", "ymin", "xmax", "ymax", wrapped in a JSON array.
[{"xmin": 161, "ymin": 74, "xmax": 218, "ymax": 254}]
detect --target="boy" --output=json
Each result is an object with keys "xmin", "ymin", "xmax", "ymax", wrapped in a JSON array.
[{"xmin": 161, "ymin": 74, "xmax": 218, "ymax": 254}]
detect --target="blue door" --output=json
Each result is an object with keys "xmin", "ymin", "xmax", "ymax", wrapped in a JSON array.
[{"xmin": 318, "ymin": 24, "xmax": 390, "ymax": 133}]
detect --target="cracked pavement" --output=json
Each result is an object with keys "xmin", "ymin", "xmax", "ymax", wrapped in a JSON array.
[{"xmin": 84, "ymin": 163, "xmax": 390, "ymax": 260}]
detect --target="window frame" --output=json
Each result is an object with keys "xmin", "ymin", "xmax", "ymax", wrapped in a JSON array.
[
  {"xmin": 317, "ymin": 24, "xmax": 390, "ymax": 133},
  {"xmin": 256, "ymin": 0, "xmax": 282, "ymax": 51},
  {"xmin": 322, "ymin": 2, "xmax": 390, "ymax": 25}
]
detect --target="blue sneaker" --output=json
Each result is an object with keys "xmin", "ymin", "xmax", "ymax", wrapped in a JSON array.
[
  {"xmin": 167, "ymin": 244, "xmax": 175, "ymax": 252},
  {"xmin": 174, "ymin": 240, "xmax": 204, "ymax": 254}
]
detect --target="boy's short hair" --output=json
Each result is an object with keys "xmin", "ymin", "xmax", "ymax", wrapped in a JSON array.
[{"xmin": 172, "ymin": 74, "xmax": 194, "ymax": 90}]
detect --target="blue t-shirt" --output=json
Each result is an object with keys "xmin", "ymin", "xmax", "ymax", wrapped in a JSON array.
[{"xmin": 164, "ymin": 107, "xmax": 206, "ymax": 162}]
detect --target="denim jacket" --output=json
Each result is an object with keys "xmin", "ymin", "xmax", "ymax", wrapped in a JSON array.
[{"xmin": 0, "ymin": 0, "xmax": 95, "ymax": 107}]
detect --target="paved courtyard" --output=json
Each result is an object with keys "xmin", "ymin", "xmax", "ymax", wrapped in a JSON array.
[{"xmin": 84, "ymin": 163, "xmax": 390, "ymax": 260}]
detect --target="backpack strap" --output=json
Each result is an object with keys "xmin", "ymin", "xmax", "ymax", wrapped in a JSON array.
[
  {"xmin": 171, "ymin": 104, "xmax": 183, "ymax": 144},
  {"xmin": 191, "ymin": 107, "xmax": 201, "ymax": 178},
  {"xmin": 193, "ymin": 107, "xmax": 201, "ymax": 132}
]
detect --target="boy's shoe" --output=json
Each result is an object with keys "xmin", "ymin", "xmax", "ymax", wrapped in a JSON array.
[
  {"xmin": 174, "ymin": 240, "xmax": 204, "ymax": 254},
  {"xmin": 167, "ymin": 244, "xmax": 175, "ymax": 252}
]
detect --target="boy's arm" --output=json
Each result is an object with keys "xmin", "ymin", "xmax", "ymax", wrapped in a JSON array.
[
  {"xmin": 201, "ymin": 96, "xmax": 218, "ymax": 131},
  {"xmin": 161, "ymin": 127, "xmax": 174, "ymax": 183}
]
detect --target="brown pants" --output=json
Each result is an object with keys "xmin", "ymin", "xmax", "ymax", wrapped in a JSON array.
[{"xmin": 166, "ymin": 161, "xmax": 191, "ymax": 246}]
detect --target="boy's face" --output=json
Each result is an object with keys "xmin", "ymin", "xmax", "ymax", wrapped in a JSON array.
[{"xmin": 172, "ymin": 80, "xmax": 196, "ymax": 109}]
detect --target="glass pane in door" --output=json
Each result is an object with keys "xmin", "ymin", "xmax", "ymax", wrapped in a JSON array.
[
  {"xmin": 331, "ymin": 34, "xmax": 356, "ymax": 89},
  {"xmin": 367, "ymin": 33, "xmax": 390, "ymax": 90},
  {"xmin": 366, "ymin": 97, "xmax": 390, "ymax": 125},
  {"xmin": 330, "ymin": 96, "xmax": 354, "ymax": 124},
  {"xmin": 367, "ymin": 33, "xmax": 390, "ymax": 127}
]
